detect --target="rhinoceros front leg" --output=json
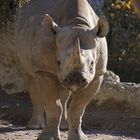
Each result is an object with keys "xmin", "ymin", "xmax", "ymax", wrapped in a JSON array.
[
  {"xmin": 60, "ymin": 89, "xmax": 71, "ymax": 130},
  {"xmin": 27, "ymin": 75, "xmax": 45, "ymax": 129},
  {"xmin": 67, "ymin": 76, "xmax": 103, "ymax": 140},
  {"xmin": 36, "ymin": 75, "xmax": 62, "ymax": 140}
]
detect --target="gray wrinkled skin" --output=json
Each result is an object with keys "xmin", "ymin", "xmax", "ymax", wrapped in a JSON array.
[{"xmin": 15, "ymin": 0, "xmax": 109, "ymax": 139}]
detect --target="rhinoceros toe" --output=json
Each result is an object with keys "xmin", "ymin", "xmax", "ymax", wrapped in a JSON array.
[
  {"xmin": 27, "ymin": 116, "xmax": 45, "ymax": 129},
  {"xmin": 37, "ymin": 131, "xmax": 61, "ymax": 140}
]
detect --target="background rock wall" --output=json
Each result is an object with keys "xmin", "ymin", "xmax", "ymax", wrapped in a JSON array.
[
  {"xmin": 0, "ymin": 21, "xmax": 26, "ymax": 94},
  {"xmin": 0, "ymin": 0, "xmax": 26, "ymax": 93}
]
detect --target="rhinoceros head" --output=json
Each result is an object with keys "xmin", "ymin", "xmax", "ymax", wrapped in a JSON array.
[{"xmin": 43, "ymin": 14, "xmax": 109, "ymax": 91}]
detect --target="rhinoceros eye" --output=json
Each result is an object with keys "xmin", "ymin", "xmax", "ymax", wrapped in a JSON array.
[
  {"xmin": 91, "ymin": 61, "xmax": 94, "ymax": 66},
  {"xmin": 57, "ymin": 60, "xmax": 61, "ymax": 66}
]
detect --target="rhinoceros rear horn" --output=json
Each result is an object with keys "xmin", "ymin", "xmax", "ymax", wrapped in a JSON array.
[
  {"xmin": 97, "ymin": 16, "xmax": 109, "ymax": 38},
  {"xmin": 42, "ymin": 14, "xmax": 61, "ymax": 33}
]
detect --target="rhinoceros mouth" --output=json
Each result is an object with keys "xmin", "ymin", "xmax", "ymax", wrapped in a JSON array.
[
  {"xmin": 67, "ymin": 85, "xmax": 79, "ymax": 92},
  {"xmin": 65, "ymin": 82, "xmax": 89, "ymax": 92}
]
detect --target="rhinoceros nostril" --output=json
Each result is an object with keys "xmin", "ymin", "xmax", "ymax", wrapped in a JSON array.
[
  {"xmin": 81, "ymin": 78, "xmax": 87, "ymax": 86},
  {"xmin": 63, "ymin": 78, "xmax": 70, "ymax": 86},
  {"xmin": 91, "ymin": 61, "xmax": 94, "ymax": 66},
  {"xmin": 57, "ymin": 60, "xmax": 61, "ymax": 66}
]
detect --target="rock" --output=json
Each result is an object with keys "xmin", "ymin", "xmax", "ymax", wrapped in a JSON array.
[
  {"xmin": 103, "ymin": 70, "xmax": 120, "ymax": 83},
  {"xmin": 0, "ymin": 21, "xmax": 26, "ymax": 94},
  {"xmin": 96, "ymin": 71, "xmax": 140, "ymax": 112}
]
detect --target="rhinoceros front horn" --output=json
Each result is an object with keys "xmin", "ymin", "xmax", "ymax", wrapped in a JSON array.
[
  {"xmin": 72, "ymin": 38, "xmax": 83, "ymax": 64},
  {"xmin": 73, "ymin": 38, "xmax": 80, "ymax": 56}
]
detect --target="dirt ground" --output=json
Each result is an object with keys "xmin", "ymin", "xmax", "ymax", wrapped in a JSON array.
[{"xmin": 0, "ymin": 90, "xmax": 140, "ymax": 140}]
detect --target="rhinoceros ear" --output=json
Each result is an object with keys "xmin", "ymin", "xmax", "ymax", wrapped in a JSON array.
[
  {"xmin": 97, "ymin": 16, "xmax": 109, "ymax": 38},
  {"xmin": 42, "ymin": 14, "xmax": 61, "ymax": 33}
]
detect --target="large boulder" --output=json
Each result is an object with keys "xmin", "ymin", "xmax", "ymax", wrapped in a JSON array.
[{"xmin": 96, "ymin": 70, "xmax": 140, "ymax": 112}]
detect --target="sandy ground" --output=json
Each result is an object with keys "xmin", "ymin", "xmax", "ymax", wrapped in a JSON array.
[
  {"xmin": 0, "ymin": 126, "xmax": 138, "ymax": 140},
  {"xmin": 0, "ymin": 91, "xmax": 140, "ymax": 140}
]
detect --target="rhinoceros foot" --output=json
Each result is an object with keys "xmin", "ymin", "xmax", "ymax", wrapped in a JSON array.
[
  {"xmin": 68, "ymin": 128, "xmax": 88, "ymax": 140},
  {"xmin": 37, "ymin": 130, "xmax": 61, "ymax": 140},
  {"xmin": 27, "ymin": 116, "xmax": 45, "ymax": 129},
  {"xmin": 79, "ymin": 132, "xmax": 88, "ymax": 140}
]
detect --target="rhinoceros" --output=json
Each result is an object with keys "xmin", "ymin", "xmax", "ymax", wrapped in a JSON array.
[{"xmin": 15, "ymin": 0, "xmax": 109, "ymax": 139}]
